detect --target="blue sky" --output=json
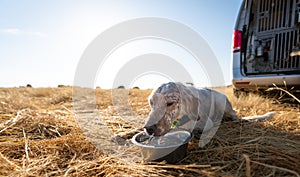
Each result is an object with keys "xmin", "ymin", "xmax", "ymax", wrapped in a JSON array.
[{"xmin": 0, "ymin": 0, "xmax": 242, "ymax": 88}]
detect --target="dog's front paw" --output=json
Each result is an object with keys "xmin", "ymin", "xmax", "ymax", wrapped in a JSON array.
[
  {"xmin": 111, "ymin": 128, "xmax": 144, "ymax": 146},
  {"xmin": 111, "ymin": 135, "xmax": 130, "ymax": 146}
]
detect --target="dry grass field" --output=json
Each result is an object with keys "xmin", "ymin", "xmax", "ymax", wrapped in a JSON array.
[{"xmin": 0, "ymin": 86, "xmax": 299, "ymax": 177}]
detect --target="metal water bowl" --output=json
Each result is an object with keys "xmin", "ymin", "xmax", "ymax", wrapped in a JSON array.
[{"xmin": 131, "ymin": 130, "xmax": 193, "ymax": 164}]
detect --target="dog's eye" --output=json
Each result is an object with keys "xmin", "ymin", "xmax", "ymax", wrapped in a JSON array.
[
  {"xmin": 150, "ymin": 100, "xmax": 153, "ymax": 106},
  {"xmin": 166, "ymin": 102, "xmax": 174, "ymax": 107}
]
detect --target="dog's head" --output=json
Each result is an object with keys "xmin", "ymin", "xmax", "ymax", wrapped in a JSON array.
[{"xmin": 143, "ymin": 82, "xmax": 182, "ymax": 136}]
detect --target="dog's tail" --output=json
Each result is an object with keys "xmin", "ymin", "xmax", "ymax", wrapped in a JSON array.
[{"xmin": 241, "ymin": 112, "xmax": 275, "ymax": 121}]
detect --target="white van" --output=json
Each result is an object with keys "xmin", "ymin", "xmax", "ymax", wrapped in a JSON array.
[{"xmin": 231, "ymin": 0, "xmax": 300, "ymax": 95}]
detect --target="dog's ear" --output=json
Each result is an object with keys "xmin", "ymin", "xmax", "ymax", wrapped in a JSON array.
[
  {"xmin": 175, "ymin": 83, "xmax": 213, "ymax": 132},
  {"xmin": 148, "ymin": 89, "xmax": 155, "ymax": 106},
  {"xmin": 148, "ymin": 85, "xmax": 162, "ymax": 106},
  {"xmin": 175, "ymin": 82, "xmax": 200, "ymax": 121}
]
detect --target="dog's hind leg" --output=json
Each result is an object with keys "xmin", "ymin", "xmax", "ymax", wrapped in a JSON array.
[{"xmin": 223, "ymin": 98, "xmax": 239, "ymax": 121}]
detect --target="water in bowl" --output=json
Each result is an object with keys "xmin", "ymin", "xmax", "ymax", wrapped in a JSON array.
[{"xmin": 138, "ymin": 131, "xmax": 190, "ymax": 147}]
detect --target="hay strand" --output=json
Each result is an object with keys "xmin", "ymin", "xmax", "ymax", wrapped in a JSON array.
[
  {"xmin": 266, "ymin": 85, "xmax": 300, "ymax": 103},
  {"xmin": 251, "ymin": 160, "xmax": 300, "ymax": 177},
  {"xmin": 243, "ymin": 154, "xmax": 251, "ymax": 177},
  {"xmin": 0, "ymin": 109, "xmax": 26, "ymax": 134},
  {"xmin": 22, "ymin": 128, "xmax": 30, "ymax": 163}
]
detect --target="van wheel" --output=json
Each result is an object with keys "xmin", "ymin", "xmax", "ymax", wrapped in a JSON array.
[{"xmin": 233, "ymin": 88, "xmax": 248, "ymax": 98}]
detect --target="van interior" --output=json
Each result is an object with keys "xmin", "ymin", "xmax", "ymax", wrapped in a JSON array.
[{"xmin": 241, "ymin": 0, "xmax": 300, "ymax": 75}]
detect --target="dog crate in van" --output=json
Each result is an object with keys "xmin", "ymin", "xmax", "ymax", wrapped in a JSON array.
[{"xmin": 232, "ymin": 0, "xmax": 300, "ymax": 94}]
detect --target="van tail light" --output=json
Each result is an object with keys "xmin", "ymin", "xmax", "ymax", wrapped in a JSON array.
[
  {"xmin": 235, "ymin": 81, "xmax": 250, "ymax": 85},
  {"xmin": 232, "ymin": 30, "xmax": 242, "ymax": 53}
]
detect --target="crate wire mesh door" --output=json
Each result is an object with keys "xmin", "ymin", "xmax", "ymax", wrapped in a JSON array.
[{"xmin": 252, "ymin": 0, "xmax": 300, "ymax": 73}]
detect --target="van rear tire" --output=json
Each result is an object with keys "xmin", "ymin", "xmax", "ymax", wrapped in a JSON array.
[{"xmin": 233, "ymin": 88, "xmax": 248, "ymax": 98}]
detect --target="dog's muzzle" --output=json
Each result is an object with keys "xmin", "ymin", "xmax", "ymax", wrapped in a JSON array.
[{"xmin": 144, "ymin": 124, "xmax": 157, "ymax": 135}]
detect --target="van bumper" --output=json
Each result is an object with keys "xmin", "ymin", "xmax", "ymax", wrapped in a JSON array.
[{"xmin": 232, "ymin": 74, "xmax": 300, "ymax": 91}]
